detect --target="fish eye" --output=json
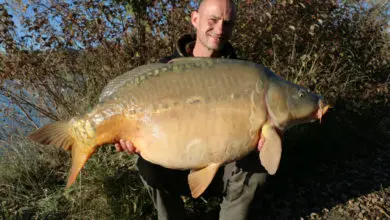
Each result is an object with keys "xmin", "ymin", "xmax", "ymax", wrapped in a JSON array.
[{"xmin": 298, "ymin": 89, "xmax": 305, "ymax": 97}]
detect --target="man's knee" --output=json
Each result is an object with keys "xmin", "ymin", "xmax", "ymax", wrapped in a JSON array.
[
  {"xmin": 219, "ymin": 158, "xmax": 268, "ymax": 220},
  {"xmin": 222, "ymin": 151, "xmax": 268, "ymax": 201},
  {"xmin": 224, "ymin": 167, "xmax": 268, "ymax": 201}
]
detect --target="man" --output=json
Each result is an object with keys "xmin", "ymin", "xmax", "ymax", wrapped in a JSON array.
[{"xmin": 115, "ymin": 0, "xmax": 268, "ymax": 219}]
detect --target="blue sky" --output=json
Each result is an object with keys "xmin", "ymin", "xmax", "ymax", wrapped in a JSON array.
[{"xmin": 1, "ymin": 0, "xmax": 200, "ymax": 52}]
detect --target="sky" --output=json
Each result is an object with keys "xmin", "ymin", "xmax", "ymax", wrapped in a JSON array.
[{"xmin": 0, "ymin": 0, "xmax": 201, "ymax": 52}]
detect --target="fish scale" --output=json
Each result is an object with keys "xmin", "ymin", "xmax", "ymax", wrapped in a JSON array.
[{"xmin": 27, "ymin": 57, "xmax": 330, "ymax": 199}]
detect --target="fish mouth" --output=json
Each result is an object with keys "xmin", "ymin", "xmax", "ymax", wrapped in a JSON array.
[{"xmin": 316, "ymin": 99, "xmax": 331, "ymax": 123}]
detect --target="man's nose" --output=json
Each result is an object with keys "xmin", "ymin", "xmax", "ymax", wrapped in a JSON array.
[{"xmin": 214, "ymin": 21, "xmax": 223, "ymax": 35}]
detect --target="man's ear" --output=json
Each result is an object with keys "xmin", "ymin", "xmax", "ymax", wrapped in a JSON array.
[{"xmin": 191, "ymin": 11, "xmax": 199, "ymax": 28}]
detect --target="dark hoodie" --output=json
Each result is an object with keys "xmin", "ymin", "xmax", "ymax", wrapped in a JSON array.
[{"xmin": 159, "ymin": 33, "xmax": 238, "ymax": 63}]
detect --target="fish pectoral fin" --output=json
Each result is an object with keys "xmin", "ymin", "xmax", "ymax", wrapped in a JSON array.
[
  {"xmin": 258, "ymin": 123, "xmax": 282, "ymax": 175},
  {"xmin": 188, "ymin": 163, "xmax": 221, "ymax": 198},
  {"xmin": 66, "ymin": 143, "xmax": 96, "ymax": 189}
]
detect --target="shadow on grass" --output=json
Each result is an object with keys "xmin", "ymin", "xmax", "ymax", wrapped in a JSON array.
[
  {"xmin": 103, "ymin": 166, "xmax": 157, "ymax": 220},
  {"xmin": 249, "ymin": 100, "xmax": 390, "ymax": 219}
]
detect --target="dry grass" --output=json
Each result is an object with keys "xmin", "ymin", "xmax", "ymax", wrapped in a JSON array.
[
  {"xmin": 0, "ymin": 0, "xmax": 389, "ymax": 219},
  {"xmin": 0, "ymin": 137, "xmax": 155, "ymax": 219}
]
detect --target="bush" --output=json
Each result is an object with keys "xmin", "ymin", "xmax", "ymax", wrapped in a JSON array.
[{"xmin": 1, "ymin": 0, "xmax": 389, "ymax": 219}]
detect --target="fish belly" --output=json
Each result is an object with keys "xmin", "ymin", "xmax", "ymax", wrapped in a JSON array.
[{"xmin": 133, "ymin": 96, "xmax": 266, "ymax": 170}]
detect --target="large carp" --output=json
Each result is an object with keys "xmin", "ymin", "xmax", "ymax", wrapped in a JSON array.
[{"xmin": 28, "ymin": 57, "xmax": 329, "ymax": 198}]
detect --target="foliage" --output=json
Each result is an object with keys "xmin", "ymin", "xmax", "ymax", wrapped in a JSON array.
[
  {"xmin": 0, "ymin": 0, "xmax": 389, "ymax": 219},
  {"xmin": 232, "ymin": 0, "xmax": 389, "ymax": 110}
]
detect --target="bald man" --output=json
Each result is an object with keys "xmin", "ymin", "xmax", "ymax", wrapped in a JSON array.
[{"xmin": 115, "ymin": 0, "xmax": 269, "ymax": 219}]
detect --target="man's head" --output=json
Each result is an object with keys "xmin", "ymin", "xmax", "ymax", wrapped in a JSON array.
[{"xmin": 191, "ymin": 0, "xmax": 237, "ymax": 57}]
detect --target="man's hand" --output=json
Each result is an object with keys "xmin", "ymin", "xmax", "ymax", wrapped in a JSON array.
[{"xmin": 115, "ymin": 139, "xmax": 140, "ymax": 154}]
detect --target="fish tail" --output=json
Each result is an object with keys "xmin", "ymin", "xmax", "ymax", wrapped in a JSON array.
[
  {"xmin": 28, "ymin": 120, "xmax": 98, "ymax": 188},
  {"xmin": 27, "ymin": 121, "xmax": 75, "ymax": 151}
]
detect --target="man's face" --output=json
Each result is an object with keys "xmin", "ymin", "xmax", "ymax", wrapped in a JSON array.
[{"xmin": 191, "ymin": 0, "xmax": 236, "ymax": 51}]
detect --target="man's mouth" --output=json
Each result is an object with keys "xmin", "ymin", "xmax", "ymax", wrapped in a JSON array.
[
  {"xmin": 211, "ymin": 37, "xmax": 220, "ymax": 42},
  {"xmin": 209, "ymin": 35, "xmax": 223, "ymax": 42}
]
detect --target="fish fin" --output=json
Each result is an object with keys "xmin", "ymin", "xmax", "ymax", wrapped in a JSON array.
[
  {"xmin": 27, "ymin": 121, "xmax": 74, "ymax": 151},
  {"xmin": 258, "ymin": 123, "xmax": 282, "ymax": 175},
  {"xmin": 188, "ymin": 163, "xmax": 221, "ymax": 198},
  {"xmin": 28, "ymin": 121, "xmax": 97, "ymax": 188},
  {"xmin": 66, "ymin": 142, "xmax": 96, "ymax": 189}
]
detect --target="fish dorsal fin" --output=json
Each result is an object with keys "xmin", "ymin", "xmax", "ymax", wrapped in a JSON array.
[
  {"xmin": 258, "ymin": 123, "xmax": 282, "ymax": 175},
  {"xmin": 188, "ymin": 163, "xmax": 221, "ymax": 198},
  {"xmin": 168, "ymin": 57, "xmax": 259, "ymax": 68},
  {"xmin": 99, "ymin": 63, "xmax": 168, "ymax": 102},
  {"xmin": 168, "ymin": 57, "xmax": 212, "ymax": 63}
]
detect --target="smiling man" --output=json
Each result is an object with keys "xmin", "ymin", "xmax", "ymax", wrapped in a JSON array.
[
  {"xmin": 115, "ymin": 0, "xmax": 269, "ymax": 219},
  {"xmin": 191, "ymin": 0, "xmax": 236, "ymax": 56}
]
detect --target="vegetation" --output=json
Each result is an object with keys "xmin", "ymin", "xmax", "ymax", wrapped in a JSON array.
[{"xmin": 1, "ymin": 0, "xmax": 389, "ymax": 219}]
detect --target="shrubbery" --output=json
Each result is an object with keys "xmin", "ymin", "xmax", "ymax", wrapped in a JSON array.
[{"xmin": 1, "ymin": 0, "xmax": 389, "ymax": 219}]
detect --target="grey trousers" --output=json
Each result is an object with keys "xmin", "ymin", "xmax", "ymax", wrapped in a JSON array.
[{"xmin": 136, "ymin": 151, "xmax": 268, "ymax": 220}]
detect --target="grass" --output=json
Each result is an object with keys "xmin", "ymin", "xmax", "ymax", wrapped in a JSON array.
[
  {"xmin": 0, "ymin": 137, "xmax": 155, "ymax": 219},
  {"xmin": 0, "ymin": 1, "xmax": 389, "ymax": 219}
]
